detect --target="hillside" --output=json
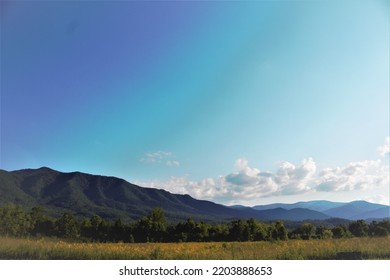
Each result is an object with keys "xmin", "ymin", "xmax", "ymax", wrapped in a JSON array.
[
  {"xmin": 1, "ymin": 167, "xmax": 249, "ymax": 221},
  {"xmin": 2, "ymin": 167, "xmax": 386, "ymax": 222}
]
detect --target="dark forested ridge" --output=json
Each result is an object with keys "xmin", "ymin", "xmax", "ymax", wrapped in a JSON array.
[
  {"xmin": 0, "ymin": 167, "xmax": 389, "ymax": 222},
  {"xmin": 0, "ymin": 167, "xmax": 249, "ymax": 221}
]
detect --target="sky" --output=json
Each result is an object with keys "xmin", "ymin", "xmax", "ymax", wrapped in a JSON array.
[{"xmin": 1, "ymin": 0, "xmax": 389, "ymax": 206}]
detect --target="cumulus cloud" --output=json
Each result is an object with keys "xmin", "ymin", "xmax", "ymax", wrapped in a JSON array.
[
  {"xmin": 222, "ymin": 157, "xmax": 317, "ymax": 198},
  {"xmin": 140, "ymin": 151, "xmax": 180, "ymax": 166},
  {"xmin": 378, "ymin": 137, "xmax": 390, "ymax": 157},
  {"xmin": 315, "ymin": 160, "xmax": 387, "ymax": 192},
  {"xmin": 225, "ymin": 159, "xmax": 260, "ymax": 185},
  {"xmin": 274, "ymin": 158, "xmax": 316, "ymax": 195},
  {"xmin": 138, "ymin": 158, "xmax": 317, "ymax": 204},
  {"xmin": 137, "ymin": 154, "xmax": 389, "ymax": 205}
]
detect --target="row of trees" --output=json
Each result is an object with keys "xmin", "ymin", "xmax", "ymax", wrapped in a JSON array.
[{"xmin": 1, "ymin": 205, "xmax": 389, "ymax": 242}]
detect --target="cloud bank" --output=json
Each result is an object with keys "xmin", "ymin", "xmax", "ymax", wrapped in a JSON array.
[
  {"xmin": 138, "ymin": 138, "xmax": 389, "ymax": 205},
  {"xmin": 140, "ymin": 158, "xmax": 388, "ymax": 204}
]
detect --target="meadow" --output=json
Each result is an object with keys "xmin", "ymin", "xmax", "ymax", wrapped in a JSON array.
[{"xmin": 0, "ymin": 236, "xmax": 389, "ymax": 260}]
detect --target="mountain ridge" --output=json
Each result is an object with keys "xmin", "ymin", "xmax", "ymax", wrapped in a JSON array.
[
  {"xmin": 1, "ymin": 167, "xmax": 280, "ymax": 222},
  {"xmin": 0, "ymin": 167, "xmax": 388, "ymax": 222},
  {"xmin": 250, "ymin": 200, "xmax": 389, "ymax": 220},
  {"xmin": 252, "ymin": 200, "xmax": 346, "ymax": 212}
]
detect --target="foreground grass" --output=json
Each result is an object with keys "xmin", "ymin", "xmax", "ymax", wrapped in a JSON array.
[{"xmin": 0, "ymin": 236, "xmax": 389, "ymax": 260}]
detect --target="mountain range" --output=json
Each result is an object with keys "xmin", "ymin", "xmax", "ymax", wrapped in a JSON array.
[{"xmin": 0, "ymin": 167, "xmax": 389, "ymax": 222}]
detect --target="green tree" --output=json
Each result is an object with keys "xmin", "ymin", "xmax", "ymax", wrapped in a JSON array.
[
  {"xmin": 148, "ymin": 208, "xmax": 167, "ymax": 241},
  {"xmin": 184, "ymin": 217, "xmax": 197, "ymax": 241},
  {"xmin": 209, "ymin": 224, "xmax": 229, "ymax": 242},
  {"xmin": 196, "ymin": 221, "xmax": 211, "ymax": 242},
  {"xmin": 270, "ymin": 221, "xmax": 288, "ymax": 241},
  {"xmin": 55, "ymin": 213, "xmax": 79, "ymax": 239},
  {"xmin": 377, "ymin": 220, "xmax": 390, "ymax": 232},
  {"xmin": 111, "ymin": 218, "xmax": 128, "ymax": 242},
  {"xmin": 247, "ymin": 218, "xmax": 268, "ymax": 241},
  {"xmin": 29, "ymin": 206, "xmax": 54, "ymax": 237},
  {"xmin": 369, "ymin": 221, "xmax": 389, "ymax": 237},
  {"xmin": 349, "ymin": 220, "xmax": 368, "ymax": 237},
  {"xmin": 315, "ymin": 226, "xmax": 333, "ymax": 239},
  {"xmin": 331, "ymin": 224, "xmax": 350, "ymax": 238},
  {"xmin": 90, "ymin": 215, "xmax": 104, "ymax": 230},
  {"xmin": 299, "ymin": 223, "xmax": 316, "ymax": 240},
  {"xmin": 137, "ymin": 208, "xmax": 167, "ymax": 242},
  {"xmin": 172, "ymin": 221, "xmax": 189, "ymax": 242},
  {"xmin": 229, "ymin": 220, "xmax": 248, "ymax": 241},
  {"xmin": 0, "ymin": 204, "xmax": 31, "ymax": 237}
]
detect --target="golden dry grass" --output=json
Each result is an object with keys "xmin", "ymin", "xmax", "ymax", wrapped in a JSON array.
[{"xmin": 0, "ymin": 236, "xmax": 389, "ymax": 260}]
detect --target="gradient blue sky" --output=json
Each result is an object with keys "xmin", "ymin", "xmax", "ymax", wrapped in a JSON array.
[{"xmin": 1, "ymin": 0, "xmax": 389, "ymax": 206}]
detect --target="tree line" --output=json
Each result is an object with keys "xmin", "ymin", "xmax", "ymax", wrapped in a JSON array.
[{"xmin": 0, "ymin": 204, "xmax": 389, "ymax": 242}]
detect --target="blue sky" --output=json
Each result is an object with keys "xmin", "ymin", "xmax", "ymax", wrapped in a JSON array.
[{"xmin": 1, "ymin": 0, "xmax": 389, "ymax": 206}]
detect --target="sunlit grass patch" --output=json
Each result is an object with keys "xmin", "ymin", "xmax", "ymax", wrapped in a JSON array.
[{"xmin": 0, "ymin": 236, "xmax": 389, "ymax": 260}]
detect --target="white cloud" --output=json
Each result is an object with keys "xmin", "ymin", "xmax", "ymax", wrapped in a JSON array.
[
  {"xmin": 137, "ymin": 158, "xmax": 316, "ymax": 204},
  {"xmin": 378, "ymin": 137, "xmax": 390, "ymax": 157},
  {"xmin": 315, "ymin": 160, "xmax": 387, "ymax": 192},
  {"xmin": 136, "ymin": 155, "xmax": 389, "ymax": 205},
  {"xmin": 140, "ymin": 151, "xmax": 180, "ymax": 167},
  {"xmin": 225, "ymin": 159, "xmax": 261, "ymax": 185},
  {"xmin": 223, "ymin": 157, "xmax": 317, "ymax": 198},
  {"xmin": 274, "ymin": 158, "xmax": 316, "ymax": 195}
]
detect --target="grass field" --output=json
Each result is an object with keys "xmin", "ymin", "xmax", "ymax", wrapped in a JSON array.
[{"xmin": 0, "ymin": 236, "xmax": 389, "ymax": 260}]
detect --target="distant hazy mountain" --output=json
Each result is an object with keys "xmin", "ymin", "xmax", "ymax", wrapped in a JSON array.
[
  {"xmin": 1, "ymin": 167, "xmax": 387, "ymax": 222},
  {"xmin": 323, "ymin": 201, "xmax": 390, "ymax": 220},
  {"xmin": 249, "ymin": 207, "xmax": 331, "ymax": 221},
  {"xmin": 350, "ymin": 207, "xmax": 390, "ymax": 220},
  {"xmin": 253, "ymin": 200, "xmax": 345, "ymax": 212},
  {"xmin": 252, "ymin": 200, "xmax": 390, "ymax": 220}
]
